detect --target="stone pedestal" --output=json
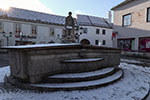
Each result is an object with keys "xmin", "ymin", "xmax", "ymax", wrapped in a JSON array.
[{"xmin": 62, "ymin": 29, "xmax": 76, "ymax": 43}]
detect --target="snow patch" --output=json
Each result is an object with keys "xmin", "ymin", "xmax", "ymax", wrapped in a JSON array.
[
  {"xmin": 0, "ymin": 66, "xmax": 10, "ymax": 83},
  {"xmin": 0, "ymin": 63, "xmax": 149, "ymax": 100}
]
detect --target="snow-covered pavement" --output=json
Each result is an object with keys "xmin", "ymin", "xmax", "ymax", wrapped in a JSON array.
[
  {"xmin": 0, "ymin": 60, "xmax": 150, "ymax": 100},
  {"xmin": 0, "ymin": 67, "xmax": 9, "ymax": 83}
]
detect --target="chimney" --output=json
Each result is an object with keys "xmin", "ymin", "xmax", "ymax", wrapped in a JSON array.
[{"xmin": 107, "ymin": 11, "xmax": 112, "ymax": 23}]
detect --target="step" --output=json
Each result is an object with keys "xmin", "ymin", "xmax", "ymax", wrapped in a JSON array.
[
  {"xmin": 60, "ymin": 58, "xmax": 105, "ymax": 73},
  {"xmin": 61, "ymin": 58, "xmax": 104, "ymax": 63},
  {"xmin": 44, "ymin": 67, "xmax": 115, "ymax": 83},
  {"xmin": 28, "ymin": 69, "xmax": 123, "ymax": 91}
]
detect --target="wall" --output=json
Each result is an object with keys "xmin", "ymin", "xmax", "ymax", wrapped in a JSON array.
[
  {"xmin": 37, "ymin": 26, "xmax": 50, "ymax": 44},
  {"xmin": 3, "ymin": 21, "xmax": 14, "ymax": 46},
  {"xmin": 0, "ymin": 19, "xmax": 64, "ymax": 46},
  {"xmin": 113, "ymin": 0, "xmax": 150, "ymax": 50},
  {"xmin": 79, "ymin": 25, "xmax": 113, "ymax": 47}
]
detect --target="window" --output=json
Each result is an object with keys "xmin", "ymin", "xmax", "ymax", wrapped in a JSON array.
[
  {"xmin": 123, "ymin": 14, "xmax": 131, "ymax": 26},
  {"xmin": 32, "ymin": 25, "xmax": 37, "ymax": 35},
  {"xmin": 147, "ymin": 8, "xmax": 150, "ymax": 22},
  {"xmin": 83, "ymin": 28, "xmax": 87, "ymax": 33},
  {"xmin": 102, "ymin": 40, "xmax": 106, "ymax": 45},
  {"xmin": 96, "ymin": 29, "xmax": 99, "ymax": 34},
  {"xmin": 50, "ymin": 28, "xmax": 54, "ymax": 36},
  {"xmin": 102, "ymin": 29, "xmax": 106, "ymax": 35},
  {"xmin": 15, "ymin": 23, "xmax": 21, "ymax": 34},
  {"xmin": 118, "ymin": 39, "xmax": 135, "ymax": 50},
  {"xmin": 95, "ymin": 40, "xmax": 99, "ymax": 45},
  {"xmin": 0, "ymin": 22, "xmax": 3, "ymax": 32}
]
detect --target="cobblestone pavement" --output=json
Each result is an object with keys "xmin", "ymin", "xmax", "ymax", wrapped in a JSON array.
[{"xmin": 0, "ymin": 53, "xmax": 9, "ymax": 68}]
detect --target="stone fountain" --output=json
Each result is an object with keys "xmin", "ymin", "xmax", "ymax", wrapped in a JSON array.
[{"xmin": 3, "ymin": 12, "xmax": 123, "ymax": 91}]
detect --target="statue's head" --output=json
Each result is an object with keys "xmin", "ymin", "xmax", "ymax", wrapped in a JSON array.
[{"xmin": 68, "ymin": 12, "xmax": 72, "ymax": 16}]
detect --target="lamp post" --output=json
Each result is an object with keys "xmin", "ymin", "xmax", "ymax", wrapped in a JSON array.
[
  {"xmin": 76, "ymin": 27, "xmax": 83, "ymax": 43},
  {"xmin": 1, "ymin": 31, "xmax": 13, "ymax": 46},
  {"xmin": 19, "ymin": 32, "xmax": 23, "ymax": 45},
  {"xmin": 76, "ymin": 32, "xmax": 82, "ymax": 43},
  {"xmin": 57, "ymin": 34, "xmax": 62, "ymax": 43}
]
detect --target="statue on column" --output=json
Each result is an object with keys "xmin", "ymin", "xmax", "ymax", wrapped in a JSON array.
[{"xmin": 62, "ymin": 12, "xmax": 76, "ymax": 43}]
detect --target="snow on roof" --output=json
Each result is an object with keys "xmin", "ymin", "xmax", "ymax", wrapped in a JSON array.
[
  {"xmin": 0, "ymin": 7, "xmax": 112, "ymax": 28},
  {"xmin": 0, "ymin": 7, "xmax": 66, "ymax": 25},
  {"xmin": 76, "ymin": 14, "xmax": 112, "ymax": 28}
]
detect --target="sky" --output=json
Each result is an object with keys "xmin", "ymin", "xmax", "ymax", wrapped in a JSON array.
[
  {"xmin": 40, "ymin": 0, "xmax": 124, "ymax": 17},
  {"xmin": 0, "ymin": 0, "xmax": 124, "ymax": 18}
]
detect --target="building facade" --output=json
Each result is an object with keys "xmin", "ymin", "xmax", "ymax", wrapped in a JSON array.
[
  {"xmin": 112, "ymin": 0, "xmax": 150, "ymax": 52},
  {"xmin": 0, "ymin": 7, "xmax": 65, "ymax": 46},
  {"xmin": 76, "ymin": 14, "xmax": 113, "ymax": 47},
  {"xmin": 0, "ymin": 7, "xmax": 113, "ymax": 48}
]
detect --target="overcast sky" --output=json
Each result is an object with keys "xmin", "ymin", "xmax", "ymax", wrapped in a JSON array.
[{"xmin": 0, "ymin": 0, "xmax": 124, "ymax": 18}]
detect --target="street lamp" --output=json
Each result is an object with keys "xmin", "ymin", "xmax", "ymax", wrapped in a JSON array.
[
  {"xmin": 57, "ymin": 34, "xmax": 63, "ymax": 43},
  {"xmin": 76, "ymin": 27, "xmax": 83, "ymax": 43},
  {"xmin": 19, "ymin": 32, "xmax": 23, "ymax": 45},
  {"xmin": 1, "ymin": 31, "xmax": 13, "ymax": 46},
  {"xmin": 76, "ymin": 32, "xmax": 82, "ymax": 43}
]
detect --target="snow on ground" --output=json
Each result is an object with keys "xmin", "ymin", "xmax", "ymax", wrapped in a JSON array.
[
  {"xmin": 0, "ymin": 62, "xmax": 150, "ymax": 100},
  {"xmin": 0, "ymin": 66, "xmax": 10, "ymax": 83}
]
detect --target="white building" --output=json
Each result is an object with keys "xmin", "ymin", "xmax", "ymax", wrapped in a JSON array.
[
  {"xmin": 0, "ymin": 7, "xmax": 113, "ymax": 48},
  {"xmin": 76, "ymin": 14, "xmax": 113, "ymax": 47},
  {"xmin": 0, "ymin": 7, "xmax": 65, "ymax": 46}
]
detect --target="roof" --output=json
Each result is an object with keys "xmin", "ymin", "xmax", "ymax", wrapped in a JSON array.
[
  {"xmin": 0, "ymin": 7, "xmax": 66, "ymax": 26},
  {"xmin": 111, "ymin": 0, "xmax": 136, "ymax": 10},
  {"xmin": 76, "ymin": 14, "xmax": 112, "ymax": 29}
]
